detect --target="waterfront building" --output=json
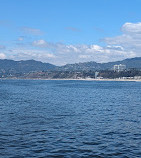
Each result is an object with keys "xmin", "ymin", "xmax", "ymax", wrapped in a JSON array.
[
  {"xmin": 95, "ymin": 71, "xmax": 99, "ymax": 78},
  {"xmin": 114, "ymin": 64, "xmax": 126, "ymax": 72}
]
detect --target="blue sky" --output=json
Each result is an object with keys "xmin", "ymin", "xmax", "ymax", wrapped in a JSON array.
[{"xmin": 0, "ymin": 0, "xmax": 141, "ymax": 65}]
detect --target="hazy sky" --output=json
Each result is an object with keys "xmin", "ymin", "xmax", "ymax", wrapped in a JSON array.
[{"xmin": 0, "ymin": 0, "xmax": 141, "ymax": 65}]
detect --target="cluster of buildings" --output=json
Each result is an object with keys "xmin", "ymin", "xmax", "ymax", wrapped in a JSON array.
[
  {"xmin": 93, "ymin": 64, "xmax": 141, "ymax": 80},
  {"xmin": 113, "ymin": 64, "xmax": 126, "ymax": 72}
]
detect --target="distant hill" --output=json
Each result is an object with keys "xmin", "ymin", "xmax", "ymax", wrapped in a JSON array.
[
  {"xmin": 59, "ymin": 57, "xmax": 141, "ymax": 71},
  {"xmin": 0, "ymin": 57, "xmax": 141, "ymax": 74},
  {"xmin": 0, "ymin": 59, "xmax": 56, "ymax": 73},
  {"xmin": 59, "ymin": 61, "xmax": 102, "ymax": 71},
  {"xmin": 101, "ymin": 57, "xmax": 141, "ymax": 70}
]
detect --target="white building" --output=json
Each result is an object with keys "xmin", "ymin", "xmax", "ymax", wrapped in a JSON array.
[
  {"xmin": 114, "ymin": 64, "xmax": 126, "ymax": 72},
  {"xmin": 95, "ymin": 71, "xmax": 99, "ymax": 78}
]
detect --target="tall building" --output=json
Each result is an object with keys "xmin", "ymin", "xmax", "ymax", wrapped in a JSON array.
[
  {"xmin": 95, "ymin": 71, "xmax": 99, "ymax": 78},
  {"xmin": 114, "ymin": 64, "xmax": 126, "ymax": 72}
]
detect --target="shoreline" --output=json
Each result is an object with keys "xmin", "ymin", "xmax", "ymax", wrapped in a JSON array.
[{"xmin": 1, "ymin": 78, "xmax": 141, "ymax": 82}]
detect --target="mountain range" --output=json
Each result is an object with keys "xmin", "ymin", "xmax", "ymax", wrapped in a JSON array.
[
  {"xmin": 0, "ymin": 57, "xmax": 141, "ymax": 74},
  {"xmin": 0, "ymin": 59, "xmax": 56, "ymax": 73},
  {"xmin": 59, "ymin": 57, "xmax": 141, "ymax": 71}
]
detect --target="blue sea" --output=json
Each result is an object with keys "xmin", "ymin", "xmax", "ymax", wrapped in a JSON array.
[{"xmin": 0, "ymin": 80, "xmax": 141, "ymax": 158}]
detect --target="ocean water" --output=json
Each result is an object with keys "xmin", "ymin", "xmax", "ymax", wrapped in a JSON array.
[{"xmin": 0, "ymin": 80, "xmax": 141, "ymax": 158}]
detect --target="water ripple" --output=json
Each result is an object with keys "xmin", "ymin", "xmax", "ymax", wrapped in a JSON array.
[{"xmin": 0, "ymin": 80, "xmax": 141, "ymax": 157}]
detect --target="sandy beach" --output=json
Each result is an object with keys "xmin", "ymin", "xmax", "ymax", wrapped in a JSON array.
[
  {"xmin": 26, "ymin": 78, "xmax": 141, "ymax": 82},
  {"xmin": 1, "ymin": 77, "xmax": 141, "ymax": 82}
]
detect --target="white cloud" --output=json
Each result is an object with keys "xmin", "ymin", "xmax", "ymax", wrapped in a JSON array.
[
  {"xmin": 106, "ymin": 45, "xmax": 124, "ymax": 51},
  {"xmin": 30, "ymin": 38, "xmax": 138, "ymax": 65},
  {"xmin": 86, "ymin": 45, "xmax": 103, "ymax": 53},
  {"xmin": 32, "ymin": 40, "xmax": 48, "ymax": 47},
  {"xmin": 121, "ymin": 22, "xmax": 141, "ymax": 34},
  {"xmin": 0, "ymin": 53, "xmax": 6, "ymax": 59},
  {"xmin": 79, "ymin": 55, "xmax": 91, "ymax": 59},
  {"xmin": 103, "ymin": 22, "xmax": 141, "ymax": 58},
  {"xmin": 3, "ymin": 22, "xmax": 141, "ymax": 65},
  {"xmin": 21, "ymin": 27, "xmax": 43, "ymax": 35},
  {"xmin": 18, "ymin": 37, "xmax": 24, "ymax": 41},
  {"xmin": 7, "ymin": 49, "xmax": 56, "ymax": 64}
]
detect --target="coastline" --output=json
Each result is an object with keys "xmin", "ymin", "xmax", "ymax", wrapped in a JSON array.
[
  {"xmin": 1, "ymin": 78, "xmax": 141, "ymax": 82},
  {"xmin": 45, "ymin": 78, "xmax": 141, "ymax": 82}
]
